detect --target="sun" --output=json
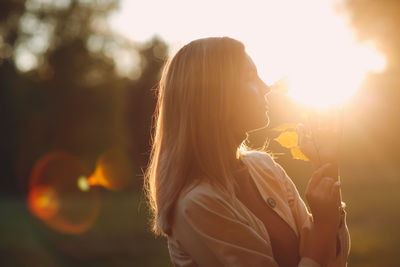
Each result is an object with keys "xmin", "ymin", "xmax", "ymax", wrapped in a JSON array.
[
  {"xmin": 110, "ymin": 0, "xmax": 386, "ymax": 109},
  {"xmin": 282, "ymin": 42, "xmax": 386, "ymax": 109},
  {"xmin": 246, "ymin": 1, "xmax": 387, "ymax": 109}
]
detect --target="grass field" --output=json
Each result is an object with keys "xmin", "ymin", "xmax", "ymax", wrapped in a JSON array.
[{"xmin": 1, "ymin": 162, "xmax": 399, "ymax": 266}]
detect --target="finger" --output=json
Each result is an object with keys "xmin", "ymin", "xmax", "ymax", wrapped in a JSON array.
[
  {"xmin": 330, "ymin": 180, "xmax": 341, "ymax": 205},
  {"xmin": 296, "ymin": 123, "xmax": 305, "ymax": 136},
  {"xmin": 330, "ymin": 181, "xmax": 342, "ymax": 220},
  {"xmin": 297, "ymin": 124, "xmax": 312, "ymax": 147},
  {"xmin": 297, "ymin": 123, "xmax": 312, "ymax": 139},
  {"xmin": 314, "ymin": 163, "xmax": 332, "ymax": 178},
  {"xmin": 307, "ymin": 163, "xmax": 332, "ymax": 193},
  {"xmin": 297, "ymin": 123, "xmax": 315, "ymax": 153},
  {"xmin": 316, "ymin": 177, "xmax": 340, "ymax": 208},
  {"xmin": 314, "ymin": 177, "xmax": 335, "ymax": 195},
  {"xmin": 308, "ymin": 166, "xmax": 329, "ymax": 193}
]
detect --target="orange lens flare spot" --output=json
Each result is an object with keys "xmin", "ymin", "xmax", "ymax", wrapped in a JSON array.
[
  {"xmin": 87, "ymin": 165, "xmax": 111, "ymax": 188},
  {"xmin": 27, "ymin": 151, "xmax": 100, "ymax": 235},
  {"xmin": 28, "ymin": 186, "xmax": 59, "ymax": 220},
  {"xmin": 87, "ymin": 147, "xmax": 135, "ymax": 191}
]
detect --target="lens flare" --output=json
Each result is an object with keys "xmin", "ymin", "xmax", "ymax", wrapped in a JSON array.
[
  {"xmin": 27, "ymin": 151, "xmax": 100, "ymax": 234},
  {"xmin": 28, "ymin": 185, "xmax": 59, "ymax": 220},
  {"xmin": 77, "ymin": 176, "xmax": 90, "ymax": 192},
  {"xmin": 86, "ymin": 147, "xmax": 135, "ymax": 191}
]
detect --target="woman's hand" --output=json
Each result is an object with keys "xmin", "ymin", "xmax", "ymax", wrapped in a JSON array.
[
  {"xmin": 306, "ymin": 163, "xmax": 341, "ymax": 228},
  {"xmin": 300, "ymin": 163, "xmax": 341, "ymax": 266}
]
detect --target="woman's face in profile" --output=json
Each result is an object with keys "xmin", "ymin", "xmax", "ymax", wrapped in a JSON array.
[{"xmin": 232, "ymin": 54, "xmax": 271, "ymax": 133}]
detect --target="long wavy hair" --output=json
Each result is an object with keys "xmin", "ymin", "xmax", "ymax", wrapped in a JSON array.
[{"xmin": 144, "ymin": 37, "xmax": 252, "ymax": 237}]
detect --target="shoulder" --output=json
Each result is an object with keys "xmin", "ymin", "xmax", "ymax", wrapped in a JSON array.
[
  {"xmin": 240, "ymin": 150, "xmax": 275, "ymax": 167},
  {"xmin": 241, "ymin": 150, "xmax": 291, "ymax": 170},
  {"xmin": 240, "ymin": 149, "xmax": 273, "ymax": 161},
  {"xmin": 240, "ymin": 150, "xmax": 283, "ymax": 178},
  {"xmin": 171, "ymin": 181, "xmax": 240, "ymax": 238},
  {"xmin": 175, "ymin": 181, "xmax": 236, "ymax": 220},
  {"xmin": 241, "ymin": 150, "xmax": 295, "ymax": 192}
]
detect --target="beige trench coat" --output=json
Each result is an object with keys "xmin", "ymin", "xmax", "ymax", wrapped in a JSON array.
[{"xmin": 167, "ymin": 150, "xmax": 350, "ymax": 267}]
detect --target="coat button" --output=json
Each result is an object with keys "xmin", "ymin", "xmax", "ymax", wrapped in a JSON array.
[{"xmin": 267, "ymin": 197, "xmax": 276, "ymax": 208}]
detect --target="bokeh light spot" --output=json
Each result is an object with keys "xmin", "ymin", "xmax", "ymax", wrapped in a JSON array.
[
  {"xmin": 28, "ymin": 185, "xmax": 59, "ymax": 220},
  {"xmin": 27, "ymin": 151, "xmax": 100, "ymax": 235},
  {"xmin": 77, "ymin": 176, "xmax": 90, "ymax": 192},
  {"xmin": 87, "ymin": 147, "xmax": 135, "ymax": 191}
]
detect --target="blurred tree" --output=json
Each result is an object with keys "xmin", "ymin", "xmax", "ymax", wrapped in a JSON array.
[
  {"xmin": 124, "ymin": 35, "xmax": 168, "ymax": 183},
  {"xmin": 0, "ymin": 2, "xmax": 170, "ymax": 263},
  {"xmin": 0, "ymin": 0, "xmax": 168, "ymax": 194},
  {"xmin": 0, "ymin": 0, "xmax": 30, "ymax": 194},
  {"xmin": 345, "ymin": 0, "xmax": 400, "ymax": 70}
]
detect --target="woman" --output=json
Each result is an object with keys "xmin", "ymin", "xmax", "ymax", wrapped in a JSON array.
[{"xmin": 144, "ymin": 37, "xmax": 350, "ymax": 267}]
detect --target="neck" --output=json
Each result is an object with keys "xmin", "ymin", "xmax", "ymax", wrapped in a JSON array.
[{"xmin": 230, "ymin": 130, "xmax": 248, "ymax": 171}]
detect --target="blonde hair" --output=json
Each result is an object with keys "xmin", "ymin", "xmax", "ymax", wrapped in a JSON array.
[{"xmin": 144, "ymin": 37, "xmax": 251, "ymax": 237}]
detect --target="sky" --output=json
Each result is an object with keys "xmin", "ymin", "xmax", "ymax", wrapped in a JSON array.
[{"xmin": 108, "ymin": 0, "xmax": 386, "ymax": 108}]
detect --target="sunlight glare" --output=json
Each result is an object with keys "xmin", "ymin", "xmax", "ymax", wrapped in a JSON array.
[
  {"xmin": 284, "ymin": 41, "xmax": 386, "ymax": 109},
  {"xmin": 110, "ymin": 0, "xmax": 387, "ymax": 108}
]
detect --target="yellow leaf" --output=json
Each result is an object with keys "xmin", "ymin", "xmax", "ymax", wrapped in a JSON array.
[
  {"xmin": 290, "ymin": 146, "xmax": 309, "ymax": 161},
  {"xmin": 274, "ymin": 131, "xmax": 298, "ymax": 148}
]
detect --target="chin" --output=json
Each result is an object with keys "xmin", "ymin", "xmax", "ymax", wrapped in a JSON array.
[{"xmin": 259, "ymin": 113, "xmax": 270, "ymax": 127}]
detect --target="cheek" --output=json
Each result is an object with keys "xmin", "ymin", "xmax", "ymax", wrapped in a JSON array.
[
  {"xmin": 232, "ymin": 96, "xmax": 268, "ymax": 126},
  {"xmin": 229, "ymin": 83, "xmax": 266, "ymax": 126},
  {"xmin": 241, "ymin": 85, "xmax": 264, "ymax": 109},
  {"xmin": 248, "ymin": 83, "xmax": 259, "ymax": 95},
  {"xmin": 234, "ymin": 87, "xmax": 260, "ymax": 111}
]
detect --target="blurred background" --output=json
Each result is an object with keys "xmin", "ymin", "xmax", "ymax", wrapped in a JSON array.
[{"xmin": 0, "ymin": 0, "xmax": 399, "ymax": 266}]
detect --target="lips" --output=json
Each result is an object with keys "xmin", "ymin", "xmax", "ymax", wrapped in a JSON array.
[{"xmin": 265, "ymin": 96, "xmax": 271, "ymax": 108}]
